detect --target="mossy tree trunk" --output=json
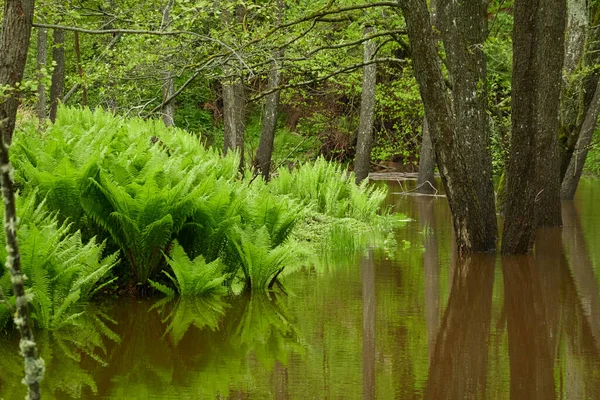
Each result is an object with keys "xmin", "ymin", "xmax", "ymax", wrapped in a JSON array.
[
  {"xmin": 49, "ymin": 27, "xmax": 65, "ymax": 123},
  {"xmin": 0, "ymin": 2, "xmax": 45, "ymax": 399},
  {"xmin": 399, "ymin": 0, "xmax": 497, "ymax": 254},
  {"xmin": 354, "ymin": 26, "xmax": 377, "ymax": 185},
  {"xmin": 502, "ymin": 0, "xmax": 566, "ymax": 254}
]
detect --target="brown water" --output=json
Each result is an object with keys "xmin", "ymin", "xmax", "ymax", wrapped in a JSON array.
[{"xmin": 1, "ymin": 179, "xmax": 600, "ymax": 399}]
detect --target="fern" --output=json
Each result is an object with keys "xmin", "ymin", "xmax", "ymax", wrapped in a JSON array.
[{"xmin": 161, "ymin": 241, "xmax": 227, "ymax": 297}]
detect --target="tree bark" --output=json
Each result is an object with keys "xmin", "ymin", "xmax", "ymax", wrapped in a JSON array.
[
  {"xmin": 560, "ymin": 79, "xmax": 600, "ymax": 199},
  {"xmin": 254, "ymin": 58, "xmax": 282, "ymax": 181},
  {"xmin": 559, "ymin": 3, "xmax": 600, "ymax": 179},
  {"xmin": 399, "ymin": 0, "xmax": 497, "ymax": 254},
  {"xmin": 254, "ymin": 0, "xmax": 284, "ymax": 181},
  {"xmin": 74, "ymin": 31, "xmax": 87, "ymax": 107},
  {"xmin": 36, "ymin": 27, "xmax": 48, "ymax": 123},
  {"xmin": 222, "ymin": 4, "xmax": 246, "ymax": 172},
  {"xmin": 0, "ymin": 0, "xmax": 35, "ymax": 144},
  {"xmin": 417, "ymin": 116, "xmax": 436, "ymax": 193},
  {"xmin": 0, "ymin": 2, "xmax": 45, "ymax": 399},
  {"xmin": 502, "ymin": 0, "xmax": 566, "ymax": 253},
  {"xmin": 49, "ymin": 28, "xmax": 65, "ymax": 123},
  {"xmin": 534, "ymin": 0, "xmax": 566, "ymax": 227},
  {"xmin": 354, "ymin": 26, "xmax": 377, "ymax": 184},
  {"xmin": 161, "ymin": 0, "xmax": 175, "ymax": 127}
]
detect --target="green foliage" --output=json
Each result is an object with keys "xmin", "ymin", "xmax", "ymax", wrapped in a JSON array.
[
  {"xmin": 13, "ymin": 107, "xmax": 398, "ymax": 299},
  {"xmin": 157, "ymin": 241, "xmax": 227, "ymax": 297},
  {"xmin": 269, "ymin": 157, "xmax": 388, "ymax": 221},
  {"xmin": 0, "ymin": 193, "xmax": 118, "ymax": 330}
]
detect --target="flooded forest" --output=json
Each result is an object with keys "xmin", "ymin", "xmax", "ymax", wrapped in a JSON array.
[{"xmin": 1, "ymin": 0, "xmax": 600, "ymax": 399}]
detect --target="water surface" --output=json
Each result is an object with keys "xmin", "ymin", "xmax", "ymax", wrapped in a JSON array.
[{"xmin": 1, "ymin": 178, "xmax": 600, "ymax": 399}]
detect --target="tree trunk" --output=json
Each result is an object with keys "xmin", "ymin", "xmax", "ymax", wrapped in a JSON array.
[
  {"xmin": 354, "ymin": 26, "xmax": 377, "ymax": 185},
  {"xmin": 0, "ymin": 1, "xmax": 35, "ymax": 144},
  {"xmin": 559, "ymin": 4, "xmax": 600, "ymax": 179},
  {"xmin": 222, "ymin": 4, "xmax": 246, "ymax": 172},
  {"xmin": 560, "ymin": 80, "xmax": 600, "ymax": 199},
  {"xmin": 254, "ymin": 0, "xmax": 284, "ymax": 181},
  {"xmin": 399, "ymin": 0, "xmax": 497, "ymax": 254},
  {"xmin": 417, "ymin": 116, "xmax": 436, "ymax": 193},
  {"xmin": 74, "ymin": 31, "xmax": 87, "ymax": 107},
  {"xmin": 0, "ymin": 2, "xmax": 45, "ymax": 399},
  {"xmin": 502, "ymin": 0, "xmax": 566, "ymax": 253},
  {"xmin": 36, "ymin": 27, "xmax": 48, "ymax": 123},
  {"xmin": 534, "ymin": 0, "xmax": 566, "ymax": 227},
  {"xmin": 161, "ymin": 0, "xmax": 175, "ymax": 127},
  {"xmin": 49, "ymin": 28, "xmax": 65, "ymax": 123},
  {"xmin": 255, "ymin": 57, "xmax": 282, "ymax": 181},
  {"xmin": 563, "ymin": 0, "xmax": 587, "ymax": 75}
]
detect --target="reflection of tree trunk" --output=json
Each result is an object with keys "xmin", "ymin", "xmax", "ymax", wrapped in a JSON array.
[
  {"xmin": 417, "ymin": 197, "xmax": 439, "ymax": 358},
  {"xmin": 362, "ymin": 250, "xmax": 376, "ymax": 400},
  {"xmin": 533, "ymin": 228, "xmax": 563, "ymax": 357},
  {"xmin": 561, "ymin": 202, "xmax": 600, "ymax": 351},
  {"xmin": 49, "ymin": 28, "xmax": 65, "ymax": 123},
  {"xmin": 561, "ymin": 80, "xmax": 600, "ymax": 199},
  {"xmin": 36, "ymin": 27, "xmax": 48, "ymax": 122},
  {"xmin": 502, "ymin": 256, "xmax": 556, "ymax": 400},
  {"xmin": 417, "ymin": 117, "xmax": 436, "ymax": 194},
  {"xmin": 425, "ymin": 255, "xmax": 495, "ymax": 400},
  {"xmin": 354, "ymin": 26, "xmax": 377, "ymax": 184},
  {"xmin": 273, "ymin": 360, "xmax": 288, "ymax": 400}
]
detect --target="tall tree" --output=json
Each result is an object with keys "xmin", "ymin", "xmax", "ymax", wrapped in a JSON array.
[
  {"xmin": 254, "ymin": 0, "xmax": 285, "ymax": 181},
  {"xmin": 534, "ymin": 1, "xmax": 567, "ymax": 227},
  {"xmin": 399, "ymin": 0, "xmax": 497, "ymax": 253},
  {"xmin": 354, "ymin": 26, "xmax": 377, "ymax": 184},
  {"xmin": 0, "ymin": 1, "xmax": 45, "ymax": 399},
  {"xmin": 36, "ymin": 27, "xmax": 48, "ymax": 122},
  {"xmin": 560, "ymin": 1, "xmax": 600, "ymax": 199},
  {"xmin": 49, "ymin": 27, "xmax": 65, "ymax": 123},
  {"xmin": 221, "ymin": 6, "xmax": 246, "ymax": 172},
  {"xmin": 502, "ymin": 0, "xmax": 567, "ymax": 253},
  {"xmin": 161, "ymin": 0, "xmax": 175, "ymax": 127}
]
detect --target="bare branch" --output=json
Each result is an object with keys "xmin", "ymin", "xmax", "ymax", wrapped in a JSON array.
[{"xmin": 251, "ymin": 57, "xmax": 406, "ymax": 101}]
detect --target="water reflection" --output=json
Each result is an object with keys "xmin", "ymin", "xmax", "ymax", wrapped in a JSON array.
[
  {"xmin": 425, "ymin": 255, "xmax": 495, "ymax": 400},
  {"xmin": 2, "ymin": 181, "xmax": 600, "ymax": 398}
]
